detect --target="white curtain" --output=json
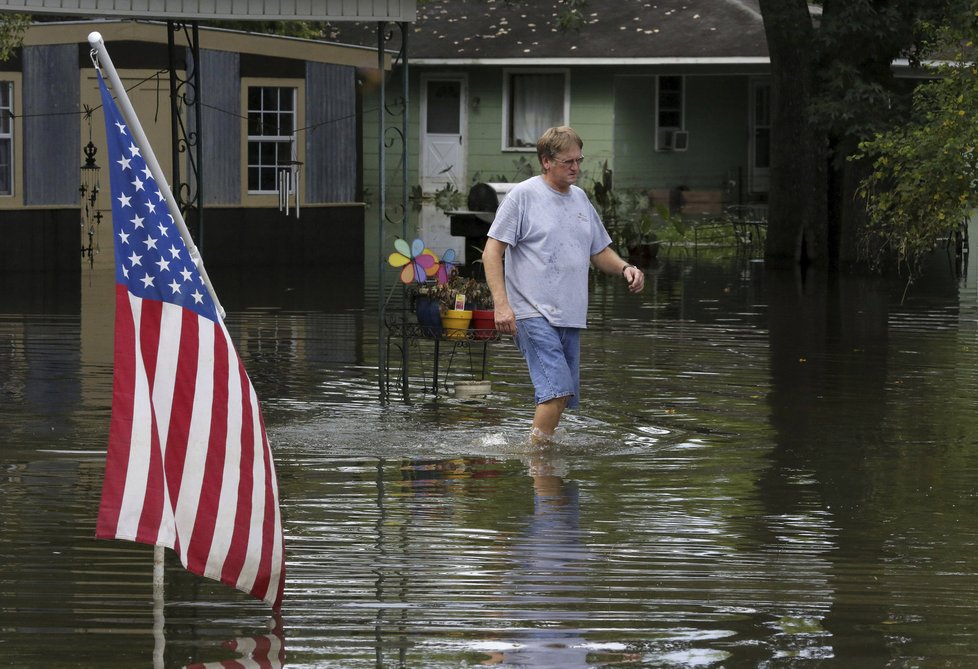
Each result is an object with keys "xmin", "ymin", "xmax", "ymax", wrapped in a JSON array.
[{"xmin": 511, "ymin": 74, "xmax": 564, "ymax": 147}]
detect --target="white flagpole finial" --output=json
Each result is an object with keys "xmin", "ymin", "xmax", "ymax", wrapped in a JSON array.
[{"xmin": 88, "ymin": 32, "xmax": 103, "ymax": 70}]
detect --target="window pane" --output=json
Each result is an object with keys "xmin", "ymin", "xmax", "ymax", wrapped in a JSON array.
[
  {"xmin": 279, "ymin": 111, "xmax": 293, "ymax": 136},
  {"xmin": 276, "ymin": 141, "xmax": 293, "ymax": 163},
  {"xmin": 0, "ymin": 139, "xmax": 10, "ymax": 195},
  {"xmin": 754, "ymin": 129, "xmax": 770, "ymax": 169},
  {"xmin": 509, "ymin": 73, "xmax": 564, "ymax": 148},
  {"xmin": 660, "ymin": 111, "xmax": 681, "ymax": 128},
  {"xmin": 0, "ymin": 85, "xmax": 12, "ymax": 195},
  {"xmin": 755, "ymin": 85, "xmax": 770, "ymax": 125},
  {"xmin": 657, "ymin": 75, "xmax": 682, "ymax": 131},
  {"xmin": 660, "ymin": 91, "xmax": 681, "ymax": 108},
  {"xmin": 247, "ymin": 110, "xmax": 262, "ymax": 135},
  {"xmin": 426, "ymin": 81, "xmax": 460, "ymax": 134},
  {"xmin": 278, "ymin": 88, "xmax": 294, "ymax": 112},
  {"xmin": 247, "ymin": 86, "xmax": 297, "ymax": 192},
  {"xmin": 659, "ymin": 76, "xmax": 681, "ymax": 93},
  {"xmin": 248, "ymin": 87, "xmax": 262, "ymax": 110}
]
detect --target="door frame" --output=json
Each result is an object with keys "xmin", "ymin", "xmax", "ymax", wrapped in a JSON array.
[
  {"xmin": 419, "ymin": 73, "xmax": 468, "ymax": 194},
  {"xmin": 748, "ymin": 77, "xmax": 771, "ymax": 195}
]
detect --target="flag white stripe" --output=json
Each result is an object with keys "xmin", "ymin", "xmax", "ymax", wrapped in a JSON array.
[
  {"xmin": 153, "ymin": 302, "xmax": 181, "ymax": 457},
  {"xmin": 237, "ymin": 381, "xmax": 267, "ymax": 593},
  {"xmin": 269, "ymin": 452, "xmax": 284, "ymax": 603},
  {"xmin": 153, "ymin": 302, "xmax": 184, "ymax": 545},
  {"xmin": 204, "ymin": 332, "xmax": 243, "ymax": 580}
]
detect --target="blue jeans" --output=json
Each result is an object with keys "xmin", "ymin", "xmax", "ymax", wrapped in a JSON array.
[{"xmin": 514, "ymin": 317, "xmax": 581, "ymax": 409}]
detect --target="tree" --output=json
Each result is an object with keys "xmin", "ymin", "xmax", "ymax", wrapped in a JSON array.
[
  {"xmin": 855, "ymin": 10, "xmax": 978, "ymax": 275},
  {"xmin": 0, "ymin": 13, "xmax": 29, "ymax": 61},
  {"xmin": 203, "ymin": 20, "xmax": 327, "ymax": 40},
  {"xmin": 756, "ymin": 0, "xmax": 966, "ymax": 272}
]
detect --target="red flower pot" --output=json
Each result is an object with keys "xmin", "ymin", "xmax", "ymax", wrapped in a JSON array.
[{"xmin": 471, "ymin": 309, "xmax": 495, "ymax": 339}]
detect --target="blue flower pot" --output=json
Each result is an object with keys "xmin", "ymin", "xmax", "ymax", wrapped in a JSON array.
[{"xmin": 415, "ymin": 297, "xmax": 442, "ymax": 337}]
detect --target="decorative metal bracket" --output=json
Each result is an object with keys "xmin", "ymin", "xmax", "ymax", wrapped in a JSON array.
[
  {"xmin": 377, "ymin": 22, "xmax": 412, "ymax": 400},
  {"xmin": 166, "ymin": 21, "xmax": 204, "ymax": 249}
]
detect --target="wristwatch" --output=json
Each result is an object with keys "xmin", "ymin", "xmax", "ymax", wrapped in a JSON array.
[{"xmin": 621, "ymin": 264, "xmax": 636, "ymax": 277}]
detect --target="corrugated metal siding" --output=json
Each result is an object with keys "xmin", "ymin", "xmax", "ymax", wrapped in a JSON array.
[
  {"xmin": 199, "ymin": 49, "xmax": 240, "ymax": 205},
  {"xmin": 305, "ymin": 62, "xmax": 357, "ymax": 203},
  {"xmin": 23, "ymin": 44, "xmax": 78, "ymax": 206},
  {"xmin": 0, "ymin": 0, "xmax": 416, "ymax": 21}
]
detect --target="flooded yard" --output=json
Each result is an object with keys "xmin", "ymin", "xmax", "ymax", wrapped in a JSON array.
[{"xmin": 4, "ymin": 248, "xmax": 978, "ymax": 667}]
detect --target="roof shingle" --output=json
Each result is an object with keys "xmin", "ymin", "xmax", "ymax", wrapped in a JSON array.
[{"xmin": 327, "ymin": 0, "xmax": 768, "ymax": 61}]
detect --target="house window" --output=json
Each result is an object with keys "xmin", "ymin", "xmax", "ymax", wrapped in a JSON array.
[
  {"xmin": 656, "ymin": 75, "xmax": 684, "ymax": 150},
  {"xmin": 0, "ymin": 81, "xmax": 14, "ymax": 196},
  {"xmin": 247, "ymin": 86, "xmax": 297, "ymax": 193},
  {"xmin": 753, "ymin": 83, "xmax": 771, "ymax": 170},
  {"xmin": 503, "ymin": 70, "xmax": 568, "ymax": 149}
]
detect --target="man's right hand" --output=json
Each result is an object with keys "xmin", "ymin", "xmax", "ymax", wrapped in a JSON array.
[{"xmin": 494, "ymin": 304, "xmax": 516, "ymax": 335}]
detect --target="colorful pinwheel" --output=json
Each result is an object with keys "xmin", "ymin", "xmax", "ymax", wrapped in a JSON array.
[
  {"xmin": 435, "ymin": 248, "xmax": 457, "ymax": 284},
  {"xmin": 388, "ymin": 238, "xmax": 440, "ymax": 284}
]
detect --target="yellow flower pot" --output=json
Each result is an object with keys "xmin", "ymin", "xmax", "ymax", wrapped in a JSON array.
[{"xmin": 441, "ymin": 309, "xmax": 472, "ymax": 339}]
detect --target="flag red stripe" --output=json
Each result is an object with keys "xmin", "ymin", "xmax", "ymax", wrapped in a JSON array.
[
  {"xmin": 96, "ymin": 284, "xmax": 138, "ymax": 538},
  {"xmin": 164, "ymin": 308, "xmax": 199, "ymax": 556},
  {"xmin": 253, "ymin": 633, "xmax": 274, "ymax": 669},
  {"xmin": 136, "ymin": 299, "xmax": 165, "ymax": 543},
  {"xmin": 185, "ymin": 321, "xmax": 229, "ymax": 573},
  {"xmin": 221, "ymin": 354, "xmax": 255, "ymax": 586}
]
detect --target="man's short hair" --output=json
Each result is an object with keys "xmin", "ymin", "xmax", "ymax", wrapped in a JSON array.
[{"xmin": 537, "ymin": 126, "xmax": 583, "ymax": 164}]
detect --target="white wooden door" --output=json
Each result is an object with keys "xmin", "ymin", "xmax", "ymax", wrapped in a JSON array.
[{"xmin": 421, "ymin": 76, "xmax": 466, "ymax": 193}]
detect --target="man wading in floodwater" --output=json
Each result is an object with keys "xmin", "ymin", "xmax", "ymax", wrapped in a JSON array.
[{"xmin": 482, "ymin": 126, "xmax": 645, "ymax": 445}]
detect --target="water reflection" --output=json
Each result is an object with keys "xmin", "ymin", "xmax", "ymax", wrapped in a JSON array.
[
  {"xmin": 4, "ymin": 248, "xmax": 978, "ymax": 667},
  {"xmin": 478, "ymin": 451, "xmax": 592, "ymax": 667}
]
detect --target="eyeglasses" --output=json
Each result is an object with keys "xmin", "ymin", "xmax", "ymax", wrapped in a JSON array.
[{"xmin": 552, "ymin": 155, "xmax": 585, "ymax": 167}]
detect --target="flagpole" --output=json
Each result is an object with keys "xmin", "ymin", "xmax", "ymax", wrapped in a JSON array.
[
  {"xmin": 153, "ymin": 544, "xmax": 165, "ymax": 669},
  {"xmin": 87, "ymin": 31, "xmax": 225, "ymax": 320}
]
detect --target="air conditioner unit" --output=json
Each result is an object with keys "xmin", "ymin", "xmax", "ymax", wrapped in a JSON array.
[{"xmin": 671, "ymin": 130, "xmax": 689, "ymax": 151}]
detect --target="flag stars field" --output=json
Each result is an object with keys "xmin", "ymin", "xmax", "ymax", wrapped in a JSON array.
[{"xmin": 105, "ymin": 107, "xmax": 215, "ymax": 321}]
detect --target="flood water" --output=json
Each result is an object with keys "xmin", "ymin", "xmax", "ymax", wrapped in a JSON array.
[{"xmin": 4, "ymin": 245, "xmax": 978, "ymax": 668}]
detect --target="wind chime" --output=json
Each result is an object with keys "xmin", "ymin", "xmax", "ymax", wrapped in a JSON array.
[
  {"xmin": 278, "ymin": 159, "xmax": 302, "ymax": 218},
  {"xmin": 80, "ymin": 106, "xmax": 102, "ymax": 268}
]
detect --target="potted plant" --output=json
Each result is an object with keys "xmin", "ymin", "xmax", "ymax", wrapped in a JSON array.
[
  {"xmin": 423, "ymin": 271, "xmax": 470, "ymax": 339},
  {"xmin": 410, "ymin": 284, "xmax": 443, "ymax": 337},
  {"xmin": 464, "ymin": 278, "xmax": 496, "ymax": 338},
  {"xmin": 589, "ymin": 163, "xmax": 666, "ymax": 267},
  {"xmin": 621, "ymin": 201, "xmax": 661, "ymax": 266}
]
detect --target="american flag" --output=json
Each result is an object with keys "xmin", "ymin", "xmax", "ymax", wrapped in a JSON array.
[
  {"xmin": 94, "ymin": 71, "xmax": 285, "ymax": 611},
  {"xmin": 184, "ymin": 617, "xmax": 286, "ymax": 669}
]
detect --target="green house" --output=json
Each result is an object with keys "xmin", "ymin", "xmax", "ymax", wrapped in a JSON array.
[{"xmin": 347, "ymin": 0, "xmax": 771, "ymax": 265}]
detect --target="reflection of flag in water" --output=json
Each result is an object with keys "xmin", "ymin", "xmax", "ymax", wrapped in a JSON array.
[
  {"xmin": 93, "ymin": 70, "xmax": 284, "ymax": 610},
  {"xmin": 184, "ymin": 618, "xmax": 286, "ymax": 669}
]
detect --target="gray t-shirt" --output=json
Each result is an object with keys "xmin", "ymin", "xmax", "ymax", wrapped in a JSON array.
[{"xmin": 487, "ymin": 175, "xmax": 611, "ymax": 328}]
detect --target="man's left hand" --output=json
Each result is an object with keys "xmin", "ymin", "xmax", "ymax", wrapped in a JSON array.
[{"xmin": 624, "ymin": 266, "xmax": 645, "ymax": 293}]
